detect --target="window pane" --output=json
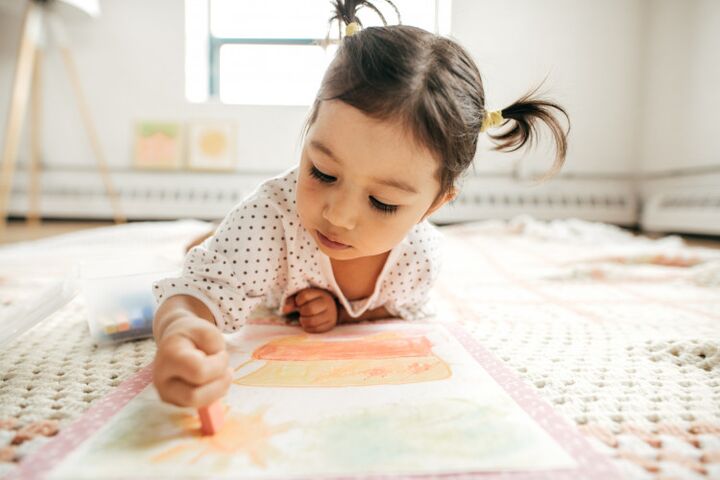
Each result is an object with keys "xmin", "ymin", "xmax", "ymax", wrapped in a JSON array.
[
  {"xmin": 210, "ymin": 0, "xmax": 331, "ymax": 38},
  {"xmin": 210, "ymin": 0, "xmax": 439, "ymax": 38},
  {"xmin": 219, "ymin": 44, "xmax": 337, "ymax": 105}
]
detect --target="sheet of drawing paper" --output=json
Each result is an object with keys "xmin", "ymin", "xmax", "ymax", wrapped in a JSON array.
[{"xmin": 19, "ymin": 323, "xmax": 615, "ymax": 479}]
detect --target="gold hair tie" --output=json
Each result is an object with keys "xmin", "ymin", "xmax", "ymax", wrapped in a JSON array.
[
  {"xmin": 480, "ymin": 110, "xmax": 504, "ymax": 132},
  {"xmin": 345, "ymin": 21, "xmax": 361, "ymax": 37}
]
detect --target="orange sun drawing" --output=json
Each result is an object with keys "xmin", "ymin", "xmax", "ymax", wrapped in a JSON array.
[{"xmin": 151, "ymin": 407, "xmax": 293, "ymax": 468}]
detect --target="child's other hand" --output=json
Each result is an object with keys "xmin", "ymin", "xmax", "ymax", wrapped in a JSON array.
[
  {"xmin": 153, "ymin": 315, "xmax": 232, "ymax": 407},
  {"xmin": 283, "ymin": 288, "xmax": 338, "ymax": 333}
]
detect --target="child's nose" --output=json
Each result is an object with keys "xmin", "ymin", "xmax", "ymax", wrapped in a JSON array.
[{"xmin": 322, "ymin": 193, "xmax": 357, "ymax": 230}]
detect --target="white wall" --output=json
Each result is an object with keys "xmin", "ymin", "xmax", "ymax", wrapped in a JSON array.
[
  {"xmin": 452, "ymin": 0, "xmax": 646, "ymax": 177},
  {"xmin": 0, "ymin": 0, "xmax": 310, "ymax": 174},
  {"xmin": 638, "ymin": 0, "xmax": 720, "ymax": 174},
  {"xmin": 1, "ymin": 0, "xmax": 715, "ymax": 181}
]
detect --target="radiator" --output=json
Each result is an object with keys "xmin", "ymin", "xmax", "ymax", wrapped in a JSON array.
[
  {"xmin": 8, "ymin": 169, "xmax": 639, "ymax": 225},
  {"xmin": 640, "ymin": 172, "xmax": 720, "ymax": 235}
]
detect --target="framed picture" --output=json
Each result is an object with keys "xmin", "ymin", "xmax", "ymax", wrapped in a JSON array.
[
  {"xmin": 133, "ymin": 122, "xmax": 184, "ymax": 170},
  {"xmin": 187, "ymin": 121, "xmax": 237, "ymax": 171}
]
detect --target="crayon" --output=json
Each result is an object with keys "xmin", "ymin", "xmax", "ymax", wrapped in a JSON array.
[{"xmin": 198, "ymin": 400, "xmax": 224, "ymax": 435}]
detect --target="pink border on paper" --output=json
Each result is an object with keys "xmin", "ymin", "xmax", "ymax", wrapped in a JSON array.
[{"xmin": 9, "ymin": 324, "xmax": 621, "ymax": 480}]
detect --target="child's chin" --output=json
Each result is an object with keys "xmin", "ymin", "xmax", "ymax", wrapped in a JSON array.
[{"xmin": 319, "ymin": 244, "xmax": 360, "ymax": 260}]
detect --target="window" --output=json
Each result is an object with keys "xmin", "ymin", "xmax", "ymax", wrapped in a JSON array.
[{"xmin": 185, "ymin": 0, "xmax": 451, "ymax": 106}]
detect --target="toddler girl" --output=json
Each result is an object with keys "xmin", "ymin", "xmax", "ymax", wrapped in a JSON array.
[{"xmin": 152, "ymin": 0, "xmax": 569, "ymax": 408}]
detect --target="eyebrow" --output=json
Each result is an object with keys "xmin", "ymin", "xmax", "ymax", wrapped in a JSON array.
[{"xmin": 309, "ymin": 140, "xmax": 419, "ymax": 195}]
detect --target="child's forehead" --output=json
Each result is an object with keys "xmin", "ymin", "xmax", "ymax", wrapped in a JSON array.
[{"xmin": 310, "ymin": 100, "xmax": 438, "ymax": 171}]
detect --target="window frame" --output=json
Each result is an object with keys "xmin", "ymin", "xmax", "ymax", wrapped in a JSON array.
[
  {"xmin": 188, "ymin": 0, "xmax": 452, "ymax": 105},
  {"xmin": 208, "ymin": 37, "xmax": 322, "ymax": 98}
]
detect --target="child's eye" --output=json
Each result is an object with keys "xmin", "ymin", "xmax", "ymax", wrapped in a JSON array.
[
  {"xmin": 309, "ymin": 164, "xmax": 397, "ymax": 214},
  {"xmin": 370, "ymin": 196, "xmax": 398, "ymax": 215},
  {"xmin": 309, "ymin": 165, "xmax": 336, "ymax": 183}
]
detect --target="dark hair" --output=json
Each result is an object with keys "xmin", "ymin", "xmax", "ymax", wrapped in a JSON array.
[{"xmin": 304, "ymin": 0, "xmax": 569, "ymax": 196}]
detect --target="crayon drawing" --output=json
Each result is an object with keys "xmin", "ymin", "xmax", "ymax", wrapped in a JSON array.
[
  {"xmin": 234, "ymin": 331, "xmax": 451, "ymax": 387},
  {"xmin": 187, "ymin": 122, "xmax": 237, "ymax": 171},
  {"xmin": 151, "ymin": 407, "xmax": 293, "ymax": 468},
  {"xmin": 133, "ymin": 122, "xmax": 184, "ymax": 170},
  {"xmin": 47, "ymin": 323, "xmax": 577, "ymax": 479}
]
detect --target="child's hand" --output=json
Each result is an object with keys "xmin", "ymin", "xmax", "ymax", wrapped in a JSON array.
[
  {"xmin": 283, "ymin": 288, "xmax": 338, "ymax": 333},
  {"xmin": 153, "ymin": 314, "xmax": 232, "ymax": 407}
]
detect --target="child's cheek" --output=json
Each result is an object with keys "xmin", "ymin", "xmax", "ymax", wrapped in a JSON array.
[{"xmin": 296, "ymin": 180, "xmax": 322, "ymax": 222}]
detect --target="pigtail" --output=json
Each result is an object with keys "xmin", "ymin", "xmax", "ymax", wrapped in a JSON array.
[
  {"xmin": 488, "ymin": 85, "xmax": 570, "ymax": 180},
  {"xmin": 328, "ymin": 0, "xmax": 401, "ymax": 32}
]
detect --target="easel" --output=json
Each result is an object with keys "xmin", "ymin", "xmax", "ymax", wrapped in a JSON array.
[{"xmin": 0, "ymin": 0, "xmax": 125, "ymax": 232}]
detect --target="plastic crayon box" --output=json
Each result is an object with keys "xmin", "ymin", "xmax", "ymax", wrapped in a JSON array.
[
  {"xmin": 91, "ymin": 295, "xmax": 155, "ymax": 343},
  {"xmin": 81, "ymin": 261, "xmax": 177, "ymax": 345}
]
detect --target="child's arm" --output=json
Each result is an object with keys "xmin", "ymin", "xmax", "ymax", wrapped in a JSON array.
[{"xmin": 152, "ymin": 295, "xmax": 232, "ymax": 408}]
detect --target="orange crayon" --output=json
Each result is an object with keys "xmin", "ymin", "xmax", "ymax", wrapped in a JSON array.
[{"xmin": 198, "ymin": 400, "xmax": 224, "ymax": 436}]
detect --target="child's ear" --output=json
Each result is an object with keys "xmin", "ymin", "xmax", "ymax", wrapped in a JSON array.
[{"xmin": 420, "ymin": 187, "xmax": 457, "ymax": 222}]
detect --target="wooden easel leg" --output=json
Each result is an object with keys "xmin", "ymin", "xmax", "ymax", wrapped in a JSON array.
[
  {"xmin": 27, "ymin": 50, "xmax": 43, "ymax": 226},
  {"xmin": 59, "ymin": 47, "xmax": 126, "ymax": 224},
  {"xmin": 0, "ymin": 5, "xmax": 40, "ymax": 232}
]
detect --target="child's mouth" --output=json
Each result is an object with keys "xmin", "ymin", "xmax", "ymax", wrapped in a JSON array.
[{"xmin": 317, "ymin": 230, "xmax": 351, "ymax": 250}]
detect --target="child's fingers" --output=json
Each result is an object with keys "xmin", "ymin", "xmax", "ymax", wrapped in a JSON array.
[
  {"xmin": 176, "ymin": 350, "xmax": 229, "ymax": 386},
  {"xmin": 294, "ymin": 288, "xmax": 327, "ymax": 307},
  {"xmin": 155, "ymin": 334, "xmax": 195, "ymax": 381},
  {"xmin": 301, "ymin": 317, "xmax": 336, "ymax": 333},
  {"xmin": 298, "ymin": 297, "xmax": 329, "ymax": 318},
  {"xmin": 160, "ymin": 368, "xmax": 233, "ymax": 408},
  {"xmin": 186, "ymin": 321, "xmax": 226, "ymax": 355},
  {"xmin": 156, "ymin": 334, "xmax": 227, "ymax": 385},
  {"xmin": 299, "ymin": 312, "xmax": 335, "ymax": 332}
]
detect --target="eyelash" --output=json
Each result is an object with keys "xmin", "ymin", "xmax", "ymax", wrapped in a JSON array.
[
  {"xmin": 308, "ymin": 165, "xmax": 399, "ymax": 215},
  {"xmin": 309, "ymin": 165, "xmax": 336, "ymax": 183}
]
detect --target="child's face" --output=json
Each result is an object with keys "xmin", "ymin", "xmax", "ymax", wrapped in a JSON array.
[{"xmin": 297, "ymin": 100, "xmax": 452, "ymax": 261}]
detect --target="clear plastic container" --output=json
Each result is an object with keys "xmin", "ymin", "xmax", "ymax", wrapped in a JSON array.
[
  {"xmin": 0, "ymin": 271, "xmax": 79, "ymax": 348},
  {"xmin": 81, "ymin": 257, "xmax": 178, "ymax": 345}
]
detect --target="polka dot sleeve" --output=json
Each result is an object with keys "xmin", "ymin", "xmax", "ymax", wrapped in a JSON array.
[
  {"xmin": 153, "ymin": 197, "xmax": 287, "ymax": 333},
  {"xmin": 383, "ymin": 222, "xmax": 444, "ymax": 322}
]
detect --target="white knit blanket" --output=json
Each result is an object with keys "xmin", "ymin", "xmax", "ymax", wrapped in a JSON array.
[{"xmin": 1, "ymin": 218, "xmax": 719, "ymax": 479}]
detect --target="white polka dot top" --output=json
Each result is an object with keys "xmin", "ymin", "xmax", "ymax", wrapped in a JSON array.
[{"xmin": 153, "ymin": 166, "xmax": 443, "ymax": 332}]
